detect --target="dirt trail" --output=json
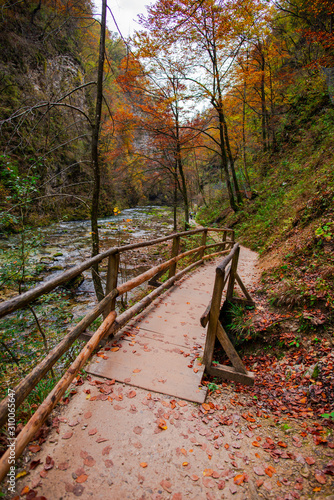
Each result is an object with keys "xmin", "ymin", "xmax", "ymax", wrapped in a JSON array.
[{"xmin": 11, "ymin": 248, "xmax": 334, "ymax": 500}]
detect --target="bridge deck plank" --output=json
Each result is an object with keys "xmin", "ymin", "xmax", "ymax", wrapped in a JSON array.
[{"xmin": 87, "ymin": 261, "xmax": 221, "ymax": 403}]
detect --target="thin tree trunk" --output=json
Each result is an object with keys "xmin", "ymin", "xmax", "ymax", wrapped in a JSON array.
[
  {"xmin": 173, "ymin": 169, "xmax": 177, "ymax": 231},
  {"xmin": 91, "ymin": 0, "xmax": 107, "ymax": 302},
  {"xmin": 218, "ymin": 109, "xmax": 237, "ymax": 212},
  {"xmin": 242, "ymin": 57, "xmax": 251, "ymax": 190}
]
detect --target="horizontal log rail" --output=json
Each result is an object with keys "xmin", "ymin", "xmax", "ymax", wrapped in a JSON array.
[{"xmin": 0, "ymin": 226, "xmax": 234, "ymax": 481}]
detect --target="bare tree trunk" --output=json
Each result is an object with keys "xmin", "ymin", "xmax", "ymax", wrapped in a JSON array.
[{"xmin": 91, "ymin": 0, "xmax": 107, "ymax": 302}]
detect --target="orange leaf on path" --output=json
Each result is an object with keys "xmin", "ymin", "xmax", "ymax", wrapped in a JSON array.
[
  {"xmin": 140, "ymin": 462, "xmax": 148, "ymax": 468},
  {"xmin": 234, "ymin": 474, "xmax": 246, "ymax": 485},
  {"xmin": 111, "ymin": 347, "xmax": 119, "ymax": 352},
  {"xmin": 76, "ymin": 474, "xmax": 88, "ymax": 483}
]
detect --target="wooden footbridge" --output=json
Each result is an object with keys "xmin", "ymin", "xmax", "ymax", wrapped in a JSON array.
[{"xmin": 0, "ymin": 227, "xmax": 255, "ymax": 482}]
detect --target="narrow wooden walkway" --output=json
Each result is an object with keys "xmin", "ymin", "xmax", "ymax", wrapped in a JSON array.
[{"xmin": 87, "ymin": 261, "xmax": 222, "ymax": 403}]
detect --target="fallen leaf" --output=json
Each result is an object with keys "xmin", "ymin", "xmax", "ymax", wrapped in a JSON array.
[
  {"xmin": 104, "ymin": 459, "xmax": 114, "ymax": 468},
  {"xmin": 102, "ymin": 445, "xmax": 112, "ymax": 456},
  {"xmin": 84, "ymin": 456, "xmax": 95, "ymax": 467},
  {"xmin": 62, "ymin": 431, "xmax": 73, "ymax": 440},
  {"xmin": 203, "ymin": 468, "xmax": 213, "ymax": 477},
  {"xmin": 277, "ymin": 441, "xmax": 287, "ymax": 448},
  {"xmin": 190, "ymin": 474, "xmax": 199, "ymax": 481},
  {"xmin": 58, "ymin": 462, "xmax": 69, "ymax": 470},
  {"xmin": 44, "ymin": 456, "xmax": 54, "ymax": 470},
  {"xmin": 160, "ymin": 479, "xmax": 172, "ymax": 493},
  {"xmin": 29, "ymin": 459, "xmax": 41, "ymax": 470},
  {"xmin": 76, "ymin": 474, "xmax": 88, "ymax": 483},
  {"xmin": 127, "ymin": 390, "xmax": 136, "ymax": 398},
  {"xmin": 140, "ymin": 462, "xmax": 148, "ymax": 468},
  {"xmin": 134, "ymin": 426, "xmax": 143, "ymax": 435},
  {"xmin": 253, "ymin": 466, "xmax": 265, "ymax": 476},
  {"xmin": 133, "ymin": 368, "xmax": 141, "ymax": 373},
  {"xmin": 28, "ymin": 445, "xmax": 41, "ymax": 453},
  {"xmin": 234, "ymin": 473, "xmax": 246, "ymax": 485},
  {"xmin": 202, "ymin": 477, "xmax": 215, "ymax": 488},
  {"xmin": 88, "ymin": 428, "xmax": 97, "ymax": 436},
  {"xmin": 20, "ymin": 486, "xmax": 30, "ymax": 495},
  {"xmin": 305, "ymin": 457, "xmax": 315, "ymax": 465},
  {"xmin": 315, "ymin": 472, "xmax": 326, "ymax": 484},
  {"xmin": 111, "ymin": 347, "xmax": 119, "ymax": 352}
]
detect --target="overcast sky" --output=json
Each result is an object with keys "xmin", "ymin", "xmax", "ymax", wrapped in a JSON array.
[{"xmin": 93, "ymin": 0, "xmax": 151, "ymax": 38}]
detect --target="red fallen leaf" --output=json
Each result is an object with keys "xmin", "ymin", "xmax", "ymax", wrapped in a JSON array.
[
  {"xmin": 252, "ymin": 441, "xmax": 260, "ymax": 447},
  {"xmin": 305, "ymin": 457, "xmax": 315, "ymax": 465},
  {"xmin": 140, "ymin": 462, "xmax": 148, "ymax": 468},
  {"xmin": 190, "ymin": 474, "xmax": 199, "ymax": 481},
  {"xmin": 29, "ymin": 459, "xmax": 41, "ymax": 470},
  {"xmin": 218, "ymin": 480, "xmax": 226, "ymax": 490},
  {"xmin": 323, "ymin": 463, "xmax": 334, "ymax": 475},
  {"xmin": 20, "ymin": 486, "xmax": 30, "ymax": 495},
  {"xmin": 28, "ymin": 445, "xmax": 41, "ymax": 453},
  {"xmin": 265, "ymin": 465, "xmax": 276, "ymax": 477},
  {"xmin": 96, "ymin": 437, "xmax": 108, "ymax": 443},
  {"xmin": 315, "ymin": 472, "xmax": 326, "ymax": 484},
  {"xmin": 234, "ymin": 473, "xmax": 246, "ymax": 485},
  {"xmin": 84, "ymin": 456, "xmax": 96, "ymax": 467},
  {"xmin": 160, "ymin": 480, "xmax": 172, "ymax": 493},
  {"xmin": 102, "ymin": 445, "xmax": 112, "ymax": 456},
  {"xmin": 76, "ymin": 474, "xmax": 88, "ymax": 483},
  {"xmin": 104, "ymin": 459, "xmax": 114, "ymax": 468},
  {"xmin": 110, "ymin": 347, "xmax": 119, "ymax": 352},
  {"xmin": 256, "ymin": 479, "xmax": 264, "ymax": 488},
  {"xmin": 26, "ymin": 491, "xmax": 38, "ymax": 500},
  {"xmin": 39, "ymin": 470, "xmax": 48, "ymax": 478},
  {"xmin": 127, "ymin": 390, "xmax": 136, "ymax": 398},
  {"xmin": 58, "ymin": 461, "xmax": 69, "ymax": 470},
  {"xmin": 172, "ymin": 494, "xmax": 182, "ymax": 500},
  {"xmin": 68, "ymin": 420, "xmax": 79, "ymax": 427},
  {"xmin": 178, "ymin": 400, "xmax": 187, "ymax": 407},
  {"xmin": 44, "ymin": 456, "xmax": 54, "ymax": 470},
  {"xmin": 88, "ymin": 428, "xmax": 97, "ymax": 436},
  {"xmin": 266, "ymin": 437, "xmax": 274, "ymax": 445},
  {"xmin": 224, "ymin": 444, "xmax": 229, "ymax": 449},
  {"xmin": 62, "ymin": 431, "xmax": 73, "ymax": 440},
  {"xmin": 80, "ymin": 450, "xmax": 88, "ymax": 459},
  {"xmin": 202, "ymin": 477, "xmax": 215, "ymax": 488},
  {"xmin": 212, "ymin": 471, "xmax": 220, "ymax": 479},
  {"xmin": 277, "ymin": 441, "xmax": 287, "ymax": 448}
]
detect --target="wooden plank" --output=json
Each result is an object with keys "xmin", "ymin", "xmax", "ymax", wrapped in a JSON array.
[
  {"xmin": 0, "ymin": 311, "xmax": 117, "ymax": 483},
  {"xmin": 110, "ymin": 259, "xmax": 204, "ymax": 336},
  {"xmin": 206, "ymin": 363, "xmax": 254, "ymax": 386},
  {"xmin": 216, "ymin": 321, "xmax": 247, "ymax": 374}
]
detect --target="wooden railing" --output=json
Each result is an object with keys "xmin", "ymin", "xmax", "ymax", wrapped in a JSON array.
[
  {"xmin": 201, "ymin": 243, "xmax": 255, "ymax": 386},
  {"xmin": 0, "ymin": 226, "xmax": 234, "ymax": 482}
]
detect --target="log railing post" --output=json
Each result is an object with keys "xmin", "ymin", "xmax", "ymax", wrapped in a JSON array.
[
  {"xmin": 199, "ymin": 229, "xmax": 207, "ymax": 259},
  {"xmin": 222, "ymin": 231, "xmax": 227, "ymax": 250},
  {"xmin": 202, "ymin": 268, "xmax": 225, "ymax": 367},
  {"xmin": 169, "ymin": 235, "xmax": 180, "ymax": 278},
  {"xmin": 226, "ymin": 245, "xmax": 240, "ymax": 302},
  {"xmin": 103, "ymin": 252, "xmax": 119, "ymax": 318}
]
